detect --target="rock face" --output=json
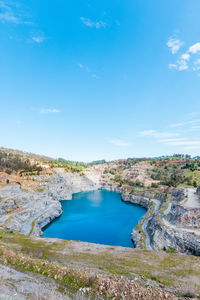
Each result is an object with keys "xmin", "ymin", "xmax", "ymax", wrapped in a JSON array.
[
  {"xmin": 197, "ymin": 186, "xmax": 200, "ymax": 195},
  {"xmin": 147, "ymin": 216, "xmax": 200, "ymax": 255},
  {"xmin": 121, "ymin": 188, "xmax": 200, "ymax": 255},
  {"xmin": 0, "ymin": 170, "xmax": 99, "ymax": 237},
  {"xmin": 121, "ymin": 193, "xmax": 152, "ymax": 248},
  {"xmin": 48, "ymin": 171, "xmax": 99, "ymax": 201},
  {"xmin": 147, "ymin": 189, "xmax": 200, "ymax": 255},
  {"xmin": 165, "ymin": 203, "xmax": 188, "ymax": 225},
  {"xmin": 121, "ymin": 194, "xmax": 152, "ymax": 210}
]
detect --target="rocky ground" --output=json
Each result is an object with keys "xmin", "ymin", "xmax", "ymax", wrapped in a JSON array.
[
  {"xmin": 0, "ymin": 264, "xmax": 72, "ymax": 300},
  {"xmin": 0, "ymin": 228, "xmax": 199, "ymax": 299}
]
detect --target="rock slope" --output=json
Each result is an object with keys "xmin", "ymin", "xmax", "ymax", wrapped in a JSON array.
[{"xmin": 0, "ymin": 169, "xmax": 99, "ymax": 237}]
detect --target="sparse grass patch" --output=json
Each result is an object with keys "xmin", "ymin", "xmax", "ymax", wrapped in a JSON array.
[{"xmin": 36, "ymin": 187, "xmax": 45, "ymax": 193}]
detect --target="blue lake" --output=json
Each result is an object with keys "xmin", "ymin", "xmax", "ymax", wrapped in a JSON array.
[{"xmin": 42, "ymin": 190, "xmax": 146, "ymax": 247}]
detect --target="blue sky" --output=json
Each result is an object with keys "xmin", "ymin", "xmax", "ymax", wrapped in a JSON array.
[{"xmin": 1, "ymin": 0, "xmax": 200, "ymax": 161}]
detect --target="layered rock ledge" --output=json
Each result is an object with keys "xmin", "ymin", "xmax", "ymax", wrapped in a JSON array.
[{"xmin": 0, "ymin": 170, "xmax": 99, "ymax": 237}]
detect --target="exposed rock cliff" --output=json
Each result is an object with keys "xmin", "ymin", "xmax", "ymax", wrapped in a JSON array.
[
  {"xmin": 0, "ymin": 170, "xmax": 99, "ymax": 237},
  {"xmin": 147, "ymin": 215, "xmax": 200, "ymax": 255},
  {"xmin": 147, "ymin": 189, "xmax": 200, "ymax": 255}
]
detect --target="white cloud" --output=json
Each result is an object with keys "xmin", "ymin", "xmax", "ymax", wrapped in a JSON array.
[
  {"xmin": 156, "ymin": 135, "xmax": 200, "ymax": 146},
  {"xmin": 0, "ymin": 11, "xmax": 20, "ymax": 23},
  {"xmin": 168, "ymin": 60, "xmax": 188, "ymax": 71},
  {"xmin": 32, "ymin": 36, "xmax": 45, "ymax": 43},
  {"xmin": 0, "ymin": 1, "xmax": 32, "ymax": 25},
  {"xmin": 80, "ymin": 17, "xmax": 106, "ymax": 29},
  {"xmin": 77, "ymin": 63, "xmax": 83, "ymax": 69},
  {"xmin": 177, "ymin": 59, "xmax": 188, "ymax": 71},
  {"xmin": 168, "ymin": 122, "xmax": 185, "ymax": 128},
  {"xmin": 167, "ymin": 38, "xmax": 183, "ymax": 54},
  {"xmin": 85, "ymin": 66, "xmax": 91, "ymax": 72},
  {"xmin": 189, "ymin": 43, "xmax": 200, "ymax": 54},
  {"xmin": 184, "ymin": 146, "xmax": 200, "ymax": 150},
  {"xmin": 181, "ymin": 53, "xmax": 190, "ymax": 60},
  {"xmin": 139, "ymin": 130, "xmax": 156, "ymax": 137},
  {"xmin": 0, "ymin": 1, "xmax": 9, "ymax": 9},
  {"xmin": 164, "ymin": 140, "xmax": 200, "ymax": 146},
  {"xmin": 168, "ymin": 63, "xmax": 177, "ymax": 70},
  {"xmin": 140, "ymin": 122, "xmax": 200, "ymax": 151},
  {"xmin": 191, "ymin": 125, "xmax": 200, "ymax": 129},
  {"xmin": 39, "ymin": 109, "xmax": 61, "ymax": 114},
  {"xmin": 158, "ymin": 138, "xmax": 187, "ymax": 143},
  {"xmin": 139, "ymin": 130, "xmax": 178, "ymax": 138},
  {"xmin": 76, "ymin": 62, "xmax": 99, "ymax": 78},
  {"xmin": 169, "ymin": 119, "xmax": 200, "ymax": 128},
  {"xmin": 168, "ymin": 39, "xmax": 200, "ymax": 74},
  {"xmin": 92, "ymin": 74, "xmax": 99, "ymax": 79},
  {"xmin": 110, "ymin": 139, "xmax": 129, "ymax": 147},
  {"xmin": 157, "ymin": 136, "xmax": 200, "ymax": 147},
  {"xmin": 193, "ymin": 58, "xmax": 200, "ymax": 71}
]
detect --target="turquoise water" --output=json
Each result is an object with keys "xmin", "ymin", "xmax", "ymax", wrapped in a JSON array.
[{"xmin": 42, "ymin": 190, "xmax": 146, "ymax": 247}]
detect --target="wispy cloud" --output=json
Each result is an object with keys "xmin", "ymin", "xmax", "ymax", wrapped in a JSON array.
[
  {"xmin": 161, "ymin": 140, "xmax": 200, "ymax": 146},
  {"xmin": 191, "ymin": 125, "xmax": 200, "ymax": 129},
  {"xmin": 39, "ymin": 109, "xmax": 61, "ymax": 114},
  {"xmin": 0, "ymin": 1, "xmax": 9, "ymax": 9},
  {"xmin": 76, "ymin": 62, "xmax": 99, "ymax": 79},
  {"xmin": 184, "ymin": 146, "xmax": 200, "ymax": 151},
  {"xmin": 0, "ymin": 11, "xmax": 20, "ymax": 23},
  {"xmin": 32, "ymin": 36, "xmax": 45, "ymax": 43},
  {"xmin": 0, "ymin": 1, "xmax": 32, "ymax": 24},
  {"xmin": 168, "ymin": 122, "xmax": 186, "ymax": 128},
  {"xmin": 168, "ymin": 63, "xmax": 177, "ymax": 70},
  {"xmin": 77, "ymin": 62, "xmax": 90, "ymax": 72},
  {"xmin": 77, "ymin": 63, "xmax": 83, "ymax": 69},
  {"xmin": 0, "ymin": 1, "xmax": 46, "ymax": 45},
  {"xmin": 167, "ymin": 38, "xmax": 183, "ymax": 54},
  {"xmin": 158, "ymin": 138, "xmax": 187, "ymax": 143},
  {"xmin": 168, "ymin": 119, "xmax": 200, "ymax": 128},
  {"xmin": 139, "ymin": 130, "xmax": 178, "ymax": 138},
  {"xmin": 140, "ymin": 115, "xmax": 200, "ymax": 152},
  {"xmin": 80, "ymin": 17, "xmax": 106, "ymax": 29},
  {"xmin": 91, "ymin": 74, "xmax": 99, "ymax": 79},
  {"xmin": 110, "ymin": 139, "xmax": 129, "ymax": 147}
]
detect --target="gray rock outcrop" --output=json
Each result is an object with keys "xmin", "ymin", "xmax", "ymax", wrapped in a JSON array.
[
  {"xmin": 197, "ymin": 186, "xmax": 200, "ymax": 195},
  {"xmin": 0, "ymin": 170, "xmax": 99, "ymax": 237}
]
